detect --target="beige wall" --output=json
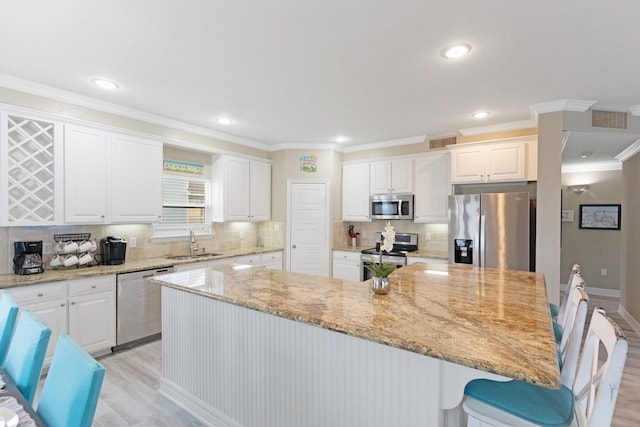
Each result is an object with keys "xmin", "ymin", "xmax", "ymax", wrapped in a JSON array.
[
  {"xmin": 537, "ymin": 112, "xmax": 563, "ymax": 305},
  {"xmin": 561, "ymin": 170, "xmax": 622, "ymax": 291},
  {"xmin": 622, "ymin": 153, "xmax": 640, "ymax": 320}
]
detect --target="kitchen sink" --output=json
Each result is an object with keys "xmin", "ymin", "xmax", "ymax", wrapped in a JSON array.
[{"xmin": 166, "ymin": 253, "xmax": 221, "ymax": 260}]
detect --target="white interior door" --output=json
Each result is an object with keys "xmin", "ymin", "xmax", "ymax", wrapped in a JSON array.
[{"xmin": 288, "ymin": 181, "xmax": 329, "ymax": 276}]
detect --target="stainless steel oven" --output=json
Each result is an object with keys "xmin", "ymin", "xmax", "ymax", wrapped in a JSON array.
[{"xmin": 360, "ymin": 232, "xmax": 418, "ymax": 280}]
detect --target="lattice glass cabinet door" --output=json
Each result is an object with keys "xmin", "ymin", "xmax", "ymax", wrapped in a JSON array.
[{"xmin": 0, "ymin": 112, "xmax": 63, "ymax": 225}]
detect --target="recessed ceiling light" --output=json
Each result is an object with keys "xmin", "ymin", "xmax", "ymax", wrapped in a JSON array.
[
  {"xmin": 472, "ymin": 111, "xmax": 489, "ymax": 119},
  {"xmin": 580, "ymin": 151, "xmax": 593, "ymax": 159},
  {"xmin": 91, "ymin": 78, "xmax": 119, "ymax": 90},
  {"xmin": 216, "ymin": 117, "xmax": 234, "ymax": 125},
  {"xmin": 334, "ymin": 135, "xmax": 350, "ymax": 143},
  {"xmin": 441, "ymin": 44, "xmax": 471, "ymax": 59}
]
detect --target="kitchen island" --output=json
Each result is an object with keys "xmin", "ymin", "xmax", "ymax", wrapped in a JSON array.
[{"xmin": 150, "ymin": 262, "xmax": 559, "ymax": 427}]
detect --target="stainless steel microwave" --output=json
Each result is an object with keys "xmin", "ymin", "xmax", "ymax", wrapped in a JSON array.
[{"xmin": 370, "ymin": 193, "xmax": 414, "ymax": 220}]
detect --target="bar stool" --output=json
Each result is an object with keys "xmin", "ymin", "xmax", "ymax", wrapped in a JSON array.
[
  {"xmin": 462, "ymin": 307, "xmax": 628, "ymax": 427},
  {"xmin": 0, "ymin": 292, "xmax": 19, "ymax": 366},
  {"xmin": 553, "ymin": 273, "xmax": 586, "ymax": 344},
  {"xmin": 550, "ymin": 263, "xmax": 580, "ymax": 319}
]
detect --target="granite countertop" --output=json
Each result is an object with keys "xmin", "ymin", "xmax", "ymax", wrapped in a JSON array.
[
  {"xmin": 0, "ymin": 246, "xmax": 283, "ymax": 289},
  {"xmin": 332, "ymin": 246, "xmax": 448, "ymax": 260},
  {"xmin": 150, "ymin": 262, "xmax": 560, "ymax": 389}
]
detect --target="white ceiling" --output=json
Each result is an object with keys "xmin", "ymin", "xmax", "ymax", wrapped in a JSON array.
[{"xmin": 1, "ymin": 1, "xmax": 640, "ymax": 160}]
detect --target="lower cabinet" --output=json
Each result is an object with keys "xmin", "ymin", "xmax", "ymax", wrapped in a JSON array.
[
  {"xmin": 7, "ymin": 275, "xmax": 116, "ymax": 365},
  {"xmin": 332, "ymin": 251, "xmax": 362, "ymax": 281},
  {"xmin": 407, "ymin": 257, "xmax": 448, "ymax": 265},
  {"xmin": 174, "ymin": 251, "xmax": 284, "ymax": 272}
]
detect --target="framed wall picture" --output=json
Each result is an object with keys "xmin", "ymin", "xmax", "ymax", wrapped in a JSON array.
[
  {"xmin": 579, "ymin": 204, "xmax": 621, "ymax": 230},
  {"xmin": 561, "ymin": 210, "xmax": 574, "ymax": 222}
]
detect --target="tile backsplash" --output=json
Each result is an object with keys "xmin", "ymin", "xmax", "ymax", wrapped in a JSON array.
[
  {"xmin": 333, "ymin": 220, "xmax": 448, "ymax": 256},
  {"xmin": 1, "ymin": 221, "xmax": 284, "ymax": 275}
]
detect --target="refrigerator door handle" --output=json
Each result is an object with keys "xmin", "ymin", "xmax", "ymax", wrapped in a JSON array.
[{"xmin": 479, "ymin": 214, "xmax": 486, "ymax": 267}]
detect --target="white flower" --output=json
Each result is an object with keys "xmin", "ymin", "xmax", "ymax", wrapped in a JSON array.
[{"xmin": 380, "ymin": 221, "xmax": 396, "ymax": 252}]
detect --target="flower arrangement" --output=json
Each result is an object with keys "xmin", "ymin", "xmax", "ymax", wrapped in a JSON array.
[{"xmin": 366, "ymin": 222, "xmax": 397, "ymax": 278}]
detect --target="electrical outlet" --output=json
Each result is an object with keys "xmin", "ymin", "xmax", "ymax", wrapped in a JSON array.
[
  {"xmin": 425, "ymin": 232, "xmax": 432, "ymax": 241},
  {"xmin": 274, "ymin": 223, "xmax": 280, "ymax": 232},
  {"xmin": 130, "ymin": 237, "xmax": 137, "ymax": 248},
  {"xmin": 43, "ymin": 242, "xmax": 52, "ymax": 254},
  {"xmin": 601, "ymin": 268, "xmax": 607, "ymax": 276}
]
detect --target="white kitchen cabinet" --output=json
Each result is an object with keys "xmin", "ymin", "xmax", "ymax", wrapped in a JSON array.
[
  {"xmin": 407, "ymin": 256, "xmax": 448, "ymax": 265},
  {"xmin": 342, "ymin": 163, "xmax": 371, "ymax": 222},
  {"xmin": 413, "ymin": 152, "xmax": 450, "ymax": 223},
  {"xmin": 110, "ymin": 133, "xmax": 163, "ymax": 223},
  {"xmin": 332, "ymin": 250, "xmax": 362, "ymax": 281},
  {"xmin": 212, "ymin": 155, "xmax": 271, "ymax": 222},
  {"xmin": 370, "ymin": 158, "xmax": 413, "ymax": 194},
  {"xmin": 67, "ymin": 275, "xmax": 116, "ymax": 354},
  {"xmin": 261, "ymin": 251, "xmax": 283, "ymax": 270},
  {"xmin": 7, "ymin": 275, "xmax": 116, "ymax": 365},
  {"xmin": 233, "ymin": 254, "xmax": 262, "ymax": 267},
  {"xmin": 449, "ymin": 141, "xmax": 527, "ymax": 183},
  {"xmin": 64, "ymin": 125, "xmax": 110, "ymax": 223},
  {"xmin": 0, "ymin": 111, "xmax": 64, "ymax": 225}
]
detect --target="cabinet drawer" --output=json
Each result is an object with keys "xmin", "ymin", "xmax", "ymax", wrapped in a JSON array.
[
  {"xmin": 234, "ymin": 255, "xmax": 261, "ymax": 266},
  {"xmin": 68, "ymin": 275, "xmax": 115, "ymax": 297},
  {"xmin": 8, "ymin": 282, "xmax": 67, "ymax": 305},
  {"xmin": 333, "ymin": 251, "xmax": 361, "ymax": 264},
  {"xmin": 262, "ymin": 252, "xmax": 282, "ymax": 264}
]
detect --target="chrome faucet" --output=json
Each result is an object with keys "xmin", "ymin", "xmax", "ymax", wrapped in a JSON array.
[{"xmin": 189, "ymin": 228, "xmax": 200, "ymax": 255}]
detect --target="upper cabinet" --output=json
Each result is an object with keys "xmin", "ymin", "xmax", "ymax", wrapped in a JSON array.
[
  {"xmin": 0, "ymin": 112, "xmax": 63, "ymax": 226},
  {"xmin": 110, "ymin": 133, "xmax": 163, "ymax": 223},
  {"xmin": 448, "ymin": 139, "xmax": 536, "ymax": 184},
  {"xmin": 64, "ymin": 125, "xmax": 109, "ymax": 223},
  {"xmin": 413, "ymin": 152, "xmax": 450, "ymax": 223},
  {"xmin": 65, "ymin": 125, "xmax": 163, "ymax": 224},
  {"xmin": 211, "ymin": 155, "xmax": 271, "ymax": 222},
  {"xmin": 369, "ymin": 158, "xmax": 413, "ymax": 194},
  {"xmin": 342, "ymin": 163, "xmax": 371, "ymax": 222}
]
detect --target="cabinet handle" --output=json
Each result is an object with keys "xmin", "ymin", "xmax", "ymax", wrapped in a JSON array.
[
  {"xmin": 71, "ymin": 301, "xmax": 76, "ymax": 305},
  {"xmin": 61, "ymin": 303, "xmax": 66, "ymax": 307},
  {"xmin": 92, "ymin": 285, "xmax": 97, "ymax": 288},
  {"xmin": 38, "ymin": 293, "xmax": 44, "ymax": 297}
]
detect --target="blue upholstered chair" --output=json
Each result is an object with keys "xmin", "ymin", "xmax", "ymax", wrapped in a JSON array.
[
  {"xmin": 462, "ymin": 308, "xmax": 628, "ymax": 427},
  {"xmin": 0, "ymin": 292, "xmax": 19, "ymax": 366},
  {"xmin": 2, "ymin": 310, "xmax": 51, "ymax": 404},
  {"xmin": 36, "ymin": 334, "xmax": 105, "ymax": 427}
]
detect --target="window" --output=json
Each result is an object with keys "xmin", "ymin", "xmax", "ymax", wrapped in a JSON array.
[{"xmin": 152, "ymin": 175, "xmax": 211, "ymax": 239}]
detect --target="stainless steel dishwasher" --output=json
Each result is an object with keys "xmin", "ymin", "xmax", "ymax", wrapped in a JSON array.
[{"xmin": 114, "ymin": 267, "xmax": 174, "ymax": 351}]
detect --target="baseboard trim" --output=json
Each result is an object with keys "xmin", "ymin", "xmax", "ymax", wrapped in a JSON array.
[
  {"xmin": 618, "ymin": 304, "xmax": 640, "ymax": 338},
  {"xmin": 585, "ymin": 287, "xmax": 620, "ymax": 298}
]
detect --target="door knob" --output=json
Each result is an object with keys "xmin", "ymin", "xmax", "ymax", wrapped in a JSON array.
[{"xmin": 292, "ymin": 245, "xmax": 297, "ymax": 249}]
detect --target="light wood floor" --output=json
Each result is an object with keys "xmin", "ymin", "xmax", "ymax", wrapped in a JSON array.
[{"xmin": 81, "ymin": 294, "xmax": 639, "ymax": 426}]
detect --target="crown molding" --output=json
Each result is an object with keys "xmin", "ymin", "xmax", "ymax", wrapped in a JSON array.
[
  {"xmin": 531, "ymin": 99, "xmax": 598, "ymax": 115},
  {"xmin": 0, "ymin": 73, "xmax": 270, "ymax": 151},
  {"xmin": 562, "ymin": 161, "xmax": 622, "ymax": 173},
  {"xmin": 615, "ymin": 138, "xmax": 640, "ymax": 162},
  {"xmin": 629, "ymin": 105, "xmax": 640, "ymax": 116},
  {"xmin": 342, "ymin": 134, "xmax": 426, "ymax": 153},
  {"xmin": 269, "ymin": 142, "xmax": 344, "ymax": 152},
  {"xmin": 458, "ymin": 119, "xmax": 536, "ymax": 137}
]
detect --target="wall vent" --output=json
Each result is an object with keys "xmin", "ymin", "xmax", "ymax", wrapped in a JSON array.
[
  {"xmin": 592, "ymin": 110, "xmax": 627, "ymax": 129},
  {"xmin": 429, "ymin": 136, "xmax": 457, "ymax": 150}
]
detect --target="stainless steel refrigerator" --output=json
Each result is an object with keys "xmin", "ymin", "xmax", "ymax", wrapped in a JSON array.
[{"xmin": 448, "ymin": 192, "xmax": 531, "ymax": 271}]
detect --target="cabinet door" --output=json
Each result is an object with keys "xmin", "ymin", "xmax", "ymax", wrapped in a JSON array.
[
  {"xmin": 261, "ymin": 251, "xmax": 283, "ymax": 270},
  {"xmin": 68, "ymin": 290, "xmax": 116, "ymax": 353},
  {"xmin": 370, "ymin": 161, "xmax": 392, "ymax": 194},
  {"xmin": 0, "ymin": 112, "xmax": 63, "ymax": 225},
  {"xmin": 64, "ymin": 125, "xmax": 109, "ymax": 223},
  {"xmin": 485, "ymin": 142, "xmax": 526, "ymax": 182},
  {"xmin": 223, "ymin": 157, "xmax": 251, "ymax": 221},
  {"xmin": 450, "ymin": 145, "xmax": 486, "ymax": 183},
  {"xmin": 342, "ymin": 163, "xmax": 371, "ymax": 222},
  {"xmin": 414, "ymin": 153, "xmax": 450, "ymax": 223},
  {"xmin": 110, "ymin": 134, "xmax": 163, "ymax": 223},
  {"xmin": 332, "ymin": 251, "xmax": 362, "ymax": 281},
  {"xmin": 20, "ymin": 299, "xmax": 68, "ymax": 365},
  {"xmin": 250, "ymin": 161, "xmax": 271, "ymax": 221},
  {"xmin": 391, "ymin": 158, "xmax": 413, "ymax": 193}
]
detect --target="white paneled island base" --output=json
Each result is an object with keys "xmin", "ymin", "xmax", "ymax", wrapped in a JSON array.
[
  {"xmin": 160, "ymin": 286, "xmax": 499, "ymax": 427},
  {"xmin": 152, "ymin": 263, "xmax": 559, "ymax": 427}
]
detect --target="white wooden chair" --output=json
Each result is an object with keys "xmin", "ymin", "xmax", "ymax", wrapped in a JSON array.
[
  {"xmin": 462, "ymin": 307, "xmax": 628, "ymax": 427},
  {"xmin": 550, "ymin": 263, "xmax": 581, "ymax": 320},
  {"xmin": 553, "ymin": 273, "xmax": 586, "ymax": 344}
]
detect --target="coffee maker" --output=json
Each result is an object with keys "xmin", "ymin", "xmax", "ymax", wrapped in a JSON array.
[
  {"xmin": 13, "ymin": 241, "xmax": 44, "ymax": 275},
  {"xmin": 100, "ymin": 236, "xmax": 127, "ymax": 265}
]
